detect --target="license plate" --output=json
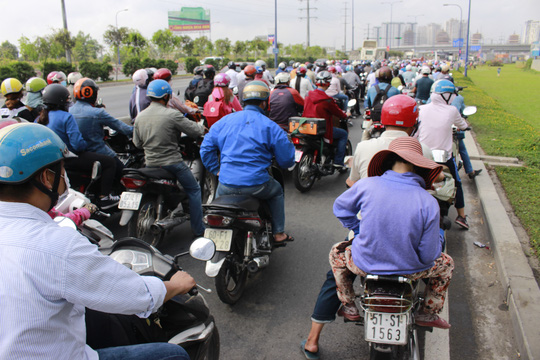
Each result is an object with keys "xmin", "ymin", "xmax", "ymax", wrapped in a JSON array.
[
  {"xmin": 294, "ymin": 149, "xmax": 303, "ymax": 162},
  {"xmin": 365, "ymin": 311, "xmax": 408, "ymax": 345},
  {"xmin": 118, "ymin": 192, "xmax": 143, "ymax": 210},
  {"xmin": 204, "ymin": 228, "xmax": 233, "ymax": 251}
]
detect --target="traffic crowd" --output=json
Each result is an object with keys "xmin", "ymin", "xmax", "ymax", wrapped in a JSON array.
[{"xmin": 0, "ymin": 56, "xmax": 480, "ymax": 359}]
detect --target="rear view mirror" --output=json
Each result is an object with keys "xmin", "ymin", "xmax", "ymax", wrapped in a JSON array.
[
  {"xmin": 190, "ymin": 237, "xmax": 216, "ymax": 261},
  {"xmin": 462, "ymin": 106, "xmax": 477, "ymax": 117},
  {"xmin": 347, "ymin": 99, "xmax": 357, "ymax": 108},
  {"xmin": 91, "ymin": 161, "xmax": 102, "ymax": 180}
]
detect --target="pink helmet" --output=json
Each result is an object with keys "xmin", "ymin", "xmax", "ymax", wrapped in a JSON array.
[
  {"xmin": 47, "ymin": 71, "xmax": 67, "ymax": 85},
  {"xmin": 213, "ymin": 73, "xmax": 231, "ymax": 87}
]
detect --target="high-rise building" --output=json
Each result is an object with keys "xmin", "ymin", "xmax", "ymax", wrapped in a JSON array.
[
  {"xmin": 522, "ymin": 20, "xmax": 540, "ymax": 44},
  {"xmin": 471, "ymin": 32, "xmax": 483, "ymax": 45},
  {"xmin": 445, "ymin": 18, "xmax": 468, "ymax": 42}
]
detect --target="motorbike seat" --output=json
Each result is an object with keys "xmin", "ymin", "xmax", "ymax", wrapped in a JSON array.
[
  {"xmin": 123, "ymin": 167, "xmax": 177, "ymax": 181},
  {"xmin": 204, "ymin": 195, "xmax": 260, "ymax": 212}
]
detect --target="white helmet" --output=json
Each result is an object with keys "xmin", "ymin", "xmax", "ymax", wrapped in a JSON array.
[
  {"xmin": 254, "ymin": 60, "xmax": 267, "ymax": 68},
  {"xmin": 406, "ymin": 64, "xmax": 412, "ymax": 71},
  {"xmin": 275, "ymin": 72, "xmax": 291, "ymax": 84},
  {"xmin": 67, "ymin": 72, "xmax": 83, "ymax": 85},
  {"xmin": 421, "ymin": 66, "xmax": 431, "ymax": 75},
  {"xmin": 133, "ymin": 69, "xmax": 148, "ymax": 87}
]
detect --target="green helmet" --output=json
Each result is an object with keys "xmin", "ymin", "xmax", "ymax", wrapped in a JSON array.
[{"xmin": 25, "ymin": 77, "xmax": 48, "ymax": 93}]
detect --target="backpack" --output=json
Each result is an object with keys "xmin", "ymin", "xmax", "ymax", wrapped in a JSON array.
[
  {"xmin": 203, "ymin": 97, "xmax": 229, "ymax": 128},
  {"xmin": 370, "ymin": 84, "xmax": 391, "ymax": 123},
  {"xmin": 193, "ymin": 79, "xmax": 214, "ymax": 106}
]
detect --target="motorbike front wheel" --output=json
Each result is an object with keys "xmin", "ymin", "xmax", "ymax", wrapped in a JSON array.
[
  {"xmin": 201, "ymin": 326, "xmax": 220, "ymax": 360},
  {"xmin": 293, "ymin": 152, "xmax": 316, "ymax": 192},
  {"xmin": 215, "ymin": 257, "xmax": 248, "ymax": 305},
  {"xmin": 127, "ymin": 195, "xmax": 164, "ymax": 247},
  {"xmin": 202, "ymin": 171, "xmax": 218, "ymax": 205}
]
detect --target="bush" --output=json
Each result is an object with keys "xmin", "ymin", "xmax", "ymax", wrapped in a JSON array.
[
  {"xmin": 42, "ymin": 61, "xmax": 75, "ymax": 79},
  {"xmin": 0, "ymin": 66, "xmax": 16, "ymax": 83},
  {"xmin": 79, "ymin": 61, "xmax": 113, "ymax": 82},
  {"xmin": 487, "ymin": 59, "xmax": 504, "ymax": 67},
  {"xmin": 184, "ymin": 57, "xmax": 199, "ymax": 74},
  {"xmin": 525, "ymin": 58, "xmax": 533, "ymax": 70},
  {"xmin": 122, "ymin": 57, "xmax": 141, "ymax": 78},
  {"xmin": 0, "ymin": 62, "xmax": 36, "ymax": 83}
]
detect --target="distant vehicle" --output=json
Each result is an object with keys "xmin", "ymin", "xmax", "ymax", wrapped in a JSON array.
[
  {"xmin": 200, "ymin": 56, "xmax": 223, "ymax": 65},
  {"xmin": 360, "ymin": 40, "xmax": 386, "ymax": 61}
]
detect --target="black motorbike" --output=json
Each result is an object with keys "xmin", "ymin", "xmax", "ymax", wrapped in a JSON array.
[
  {"xmin": 190, "ymin": 167, "xmax": 286, "ymax": 305},
  {"xmin": 289, "ymin": 117, "xmax": 352, "ymax": 193}
]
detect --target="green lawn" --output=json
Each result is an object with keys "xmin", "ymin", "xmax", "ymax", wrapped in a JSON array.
[{"xmin": 453, "ymin": 67, "xmax": 540, "ymax": 256}]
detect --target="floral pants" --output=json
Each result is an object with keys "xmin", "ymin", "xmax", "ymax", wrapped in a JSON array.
[{"xmin": 329, "ymin": 242, "xmax": 454, "ymax": 314}]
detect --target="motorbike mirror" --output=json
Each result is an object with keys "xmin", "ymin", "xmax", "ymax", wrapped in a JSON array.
[
  {"xmin": 189, "ymin": 237, "xmax": 216, "ymax": 261},
  {"xmin": 397, "ymin": 85, "xmax": 404, "ymax": 91},
  {"xmin": 347, "ymin": 99, "xmax": 357, "ymax": 108},
  {"xmin": 54, "ymin": 216, "xmax": 77, "ymax": 230},
  {"xmin": 462, "ymin": 106, "xmax": 477, "ymax": 117},
  {"xmin": 232, "ymin": 86, "xmax": 239, "ymax": 96},
  {"xmin": 91, "ymin": 161, "xmax": 102, "ymax": 181}
]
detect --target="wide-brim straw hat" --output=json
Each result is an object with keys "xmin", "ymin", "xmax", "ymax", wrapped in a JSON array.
[{"xmin": 367, "ymin": 137, "xmax": 442, "ymax": 189}]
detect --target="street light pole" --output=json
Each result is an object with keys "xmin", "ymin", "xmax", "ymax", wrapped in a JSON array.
[
  {"xmin": 274, "ymin": 0, "xmax": 278, "ymax": 68},
  {"xmin": 464, "ymin": 0, "xmax": 471, "ymax": 76},
  {"xmin": 115, "ymin": 8, "xmax": 128, "ymax": 82},
  {"xmin": 382, "ymin": 1, "xmax": 402, "ymax": 50},
  {"xmin": 443, "ymin": 4, "xmax": 463, "ymax": 64}
]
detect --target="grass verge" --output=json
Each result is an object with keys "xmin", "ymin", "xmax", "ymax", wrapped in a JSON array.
[{"xmin": 453, "ymin": 69, "xmax": 540, "ymax": 257}]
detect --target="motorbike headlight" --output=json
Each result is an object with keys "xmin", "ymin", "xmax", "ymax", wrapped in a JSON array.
[{"xmin": 110, "ymin": 249, "xmax": 152, "ymax": 273}]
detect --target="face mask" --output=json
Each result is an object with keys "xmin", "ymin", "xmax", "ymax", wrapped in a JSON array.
[
  {"xmin": 60, "ymin": 81, "xmax": 67, "ymax": 87},
  {"xmin": 57, "ymin": 170, "xmax": 71, "ymax": 203},
  {"xmin": 25, "ymin": 92, "xmax": 43, "ymax": 109}
]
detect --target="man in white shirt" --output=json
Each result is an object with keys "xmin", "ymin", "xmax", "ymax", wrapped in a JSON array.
[
  {"xmin": 0, "ymin": 123, "xmax": 195, "ymax": 360},
  {"xmin": 225, "ymin": 61, "xmax": 238, "ymax": 89}
]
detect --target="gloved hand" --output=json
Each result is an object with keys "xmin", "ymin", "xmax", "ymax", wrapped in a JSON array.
[{"xmin": 83, "ymin": 203, "xmax": 98, "ymax": 214}]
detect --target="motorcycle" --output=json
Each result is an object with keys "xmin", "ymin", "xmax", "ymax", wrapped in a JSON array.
[
  {"xmin": 118, "ymin": 136, "xmax": 217, "ymax": 247},
  {"xmin": 104, "ymin": 125, "xmax": 145, "ymax": 169},
  {"xmin": 361, "ymin": 109, "xmax": 385, "ymax": 140},
  {"xmin": 190, "ymin": 167, "xmax": 286, "ymax": 305},
  {"xmin": 290, "ymin": 114, "xmax": 353, "ymax": 192}
]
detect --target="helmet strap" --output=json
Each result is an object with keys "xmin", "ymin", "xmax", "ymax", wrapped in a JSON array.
[
  {"xmin": 29, "ymin": 162, "xmax": 62, "ymax": 212},
  {"xmin": 441, "ymin": 93, "xmax": 452, "ymax": 104}
]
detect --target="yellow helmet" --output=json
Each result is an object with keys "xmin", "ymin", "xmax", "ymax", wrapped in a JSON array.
[{"xmin": 1, "ymin": 78, "xmax": 24, "ymax": 96}]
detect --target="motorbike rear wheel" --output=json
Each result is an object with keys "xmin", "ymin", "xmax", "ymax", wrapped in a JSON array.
[
  {"xmin": 293, "ymin": 152, "xmax": 316, "ymax": 193},
  {"xmin": 202, "ymin": 171, "xmax": 218, "ymax": 205},
  {"xmin": 215, "ymin": 257, "xmax": 248, "ymax": 305},
  {"xmin": 127, "ymin": 195, "xmax": 164, "ymax": 247}
]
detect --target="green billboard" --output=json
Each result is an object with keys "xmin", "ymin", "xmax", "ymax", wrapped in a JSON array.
[{"xmin": 168, "ymin": 7, "xmax": 210, "ymax": 32}]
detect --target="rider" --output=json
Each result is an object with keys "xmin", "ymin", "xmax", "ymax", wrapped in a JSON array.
[
  {"xmin": 364, "ymin": 66, "xmax": 400, "ymax": 110},
  {"xmin": 417, "ymin": 79, "xmax": 471, "ymax": 229},
  {"xmin": 153, "ymin": 68, "xmax": 199, "ymax": 120},
  {"xmin": 237, "ymin": 65, "xmax": 257, "ymax": 106},
  {"xmin": 129, "ymin": 69, "xmax": 152, "ymax": 122},
  {"xmin": 225, "ymin": 61, "xmax": 239, "ymax": 89},
  {"xmin": 342, "ymin": 65, "xmax": 362, "ymax": 116},
  {"xmin": 133, "ymin": 80, "xmax": 206, "ymax": 238},
  {"xmin": 66, "ymin": 72, "xmax": 83, "ymax": 102},
  {"xmin": 0, "ymin": 122, "xmax": 195, "ymax": 360},
  {"xmin": 306, "ymin": 63, "xmax": 317, "ymax": 84},
  {"xmin": 268, "ymin": 72, "xmax": 304, "ymax": 131},
  {"xmin": 203, "ymin": 73, "xmax": 242, "ymax": 128},
  {"xmin": 24, "ymin": 77, "xmax": 48, "ymax": 120},
  {"xmin": 185, "ymin": 66, "xmax": 204, "ymax": 102},
  {"xmin": 302, "ymin": 71, "xmax": 349, "ymax": 168},
  {"xmin": 192, "ymin": 65, "xmax": 215, "ymax": 106},
  {"xmin": 325, "ymin": 66, "xmax": 349, "ymax": 112},
  {"xmin": 275, "ymin": 62, "xmax": 287, "ymax": 75},
  {"xmin": 1, "ymin": 78, "xmax": 34, "ymax": 121},
  {"xmin": 412, "ymin": 66, "xmax": 434, "ymax": 104},
  {"xmin": 402, "ymin": 64, "xmax": 416, "ymax": 87},
  {"xmin": 289, "ymin": 65, "xmax": 313, "ymax": 99},
  {"xmin": 255, "ymin": 59, "xmax": 274, "ymax": 84},
  {"xmin": 200, "ymin": 80, "xmax": 295, "ymax": 244},
  {"xmin": 38, "ymin": 84, "xmax": 120, "ymax": 209}
]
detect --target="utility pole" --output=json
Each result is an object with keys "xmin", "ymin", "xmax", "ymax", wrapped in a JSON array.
[
  {"xmin": 342, "ymin": 2, "xmax": 348, "ymax": 52},
  {"xmin": 366, "ymin": 23, "xmax": 371, "ymax": 40},
  {"xmin": 351, "ymin": 0, "xmax": 355, "ymax": 51},
  {"xmin": 299, "ymin": 0, "xmax": 317, "ymax": 47},
  {"xmin": 60, "ymin": 0, "xmax": 71, "ymax": 63}
]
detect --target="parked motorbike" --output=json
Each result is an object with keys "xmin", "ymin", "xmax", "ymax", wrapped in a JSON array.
[
  {"xmin": 118, "ymin": 136, "xmax": 217, "ymax": 247},
  {"xmin": 189, "ymin": 167, "xmax": 286, "ymax": 305}
]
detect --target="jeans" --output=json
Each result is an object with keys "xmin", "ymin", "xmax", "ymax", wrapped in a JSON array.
[
  {"xmin": 332, "ymin": 93, "xmax": 349, "ymax": 111},
  {"xmin": 332, "ymin": 127, "xmax": 348, "ymax": 166},
  {"xmin": 161, "ymin": 162, "xmax": 205, "ymax": 236},
  {"xmin": 456, "ymin": 131, "xmax": 473, "ymax": 174},
  {"xmin": 444, "ymin": 157, "xmax": 464, "ymax": 209},
  {"xmin": 217, "ymin": 178, "xmax": 285, "ymax": 233},
  {"xmin": 96, "ymin": 342, "xmax": 189, "ymax": 360},
  {"xmin": 311, "ymin": 270, "xmax": 348, "ymax": 323}
]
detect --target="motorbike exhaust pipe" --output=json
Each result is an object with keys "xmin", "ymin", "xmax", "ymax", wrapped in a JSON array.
[
  {"xmin": 150, "ymin": 216, "xmax": 188, "ymax": 233},
  {"xmin": 247, "ymin": 255, "xmax": 269, "ymax": 273}
]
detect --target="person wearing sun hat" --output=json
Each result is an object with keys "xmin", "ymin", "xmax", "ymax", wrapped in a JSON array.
[{"xmin": 329, "ymin": 136, "xmax": 454, "ymax": 330}]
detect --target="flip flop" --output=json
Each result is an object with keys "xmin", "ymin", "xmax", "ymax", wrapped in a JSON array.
[
  {"xmin": 300, "ymin": 340, "xmax": 320, "ymax": 360},
  {"xmin": 273, "ymin": 234, "xmax": 294, "ymax": 248}
]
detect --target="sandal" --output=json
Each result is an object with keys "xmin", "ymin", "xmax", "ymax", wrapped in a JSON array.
[
  {"xmin": 300, "ymin": 340, "xmax": 320, "ymax": 360},
  {"xmin": 273, "ymin": 234, "xmax": 294, "ymax": 247}
]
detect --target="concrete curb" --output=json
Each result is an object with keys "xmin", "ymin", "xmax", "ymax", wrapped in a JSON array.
[{"xmin": 464, "ymin": 134, "xmax": 540, "ymax": 360}]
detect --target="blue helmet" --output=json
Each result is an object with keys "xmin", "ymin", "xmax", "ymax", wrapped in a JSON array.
[
  {"xmin": 345, "ymin": 65, "xmax": 353, "ymax": 72},
  {"xmin": 432, "ymin": 79, "xmax": 455, "ymax": 94},
  {"xmin": 147, "ymin": 79, "xmax": 172, "ymax": 99},
  {"xmin": 255, "ymin": 66, "xmax": 264, "ymax": 74},
  {"xmin": 0, "ymin": 123, "xmax": 73, "ymax": 184}
]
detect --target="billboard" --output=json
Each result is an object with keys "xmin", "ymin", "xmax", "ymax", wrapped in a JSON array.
[{"xmin": 168, "ymin": 7, "xmax": 210, "ymax": 32}]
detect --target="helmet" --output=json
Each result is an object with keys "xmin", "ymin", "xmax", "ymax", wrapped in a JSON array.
[
  {"xmin": 345, "ymin": 65, "xmax": 353, "ymax": 72},
  {"xmin": 203, "ymin": 65, "xmax": 215, "ymax": 78},
  {"xmin": 335, "ymin": 65, "xmax": 342, "ymax": 74},
  {"xmin": 315, "ymin": 71, "xmax": 332, "ymax": 85},
  {"xmin": 0, "ymin": 123, "xmax": 72, "ymax": 184},
  {"xmin": 378, "ymin": 66, "xmax": 393, "ymax": 82},
  {"xmin": 306, "ymin": 63, "xmax": 314, "ymax": 70},
  {"xmin": 441, "ymin": 64, "xmax": 450, "ymax": 73},
  {"xmin": 278, "ymin": 62, "xmax": 287, "ymax": 70},
  {"xmin": 25, "ymin": 77, "xmax": 47, "ymax": 93},
  {"xmin": 244, "ymin": 65, "xmax": 257, "ymax": 76},
  {"xmin": 145, "ymin": 68, "xmax": 156, "ymax": 80},
  {"xmin": 67, "ymin": 72, "xmax": 83, "ymax": 86},
  {"xmin": 327, "ymin": 66, "xmax": 336, "ymax": 73},
  {"xmin": 73, "ymin": 78, "xmax": 99, "ymax": 103},
  {"xmin": 1, "ymin": 78, "xmax": 24, "ymax": 96},
  {"xmin": 227, "ymin": 61, "xmax": 236, "ymax": 69},
  {"xmin": 314, "ymin": 60, "xmax": 325, "ymax": 68},
  {"xmin": 194, "ymin": 66, "xmax": 204, "ymax": 75},
  {"xmin": 254, "ymin": 60, "xmax": 267, "ymax": 68},
  {"xmin": 297, "ymin": 66, "xmax": 307, "ymax": 76},
  {"xmin": 147, "ymin": 79, "xmax": 172, "ymax": 99},
  {"xmin": 133, "ymin": 69, "xmax": 148, "ymax": 87},
  {"xmin": 275, "ymin": 72, "xmax": 290, "ymax": 84},
  {"xmin": 213, "ymin": 73, "xmax": 231, "ymax": 87},
  {"xmin": 405, "ymin": 64, "xmax": 412, "ymax": 71},
  {"xmin": 42, "ymin": 84, "xmax": 70, "ymax": 107},
  {"xmin": 255, "ymin": 66, "xmax": 263, "ymax": 74},
  {"xmin": 240, "ymin": 62, "xmax": 248, "ymax": 70},
  {"xmin": 46, "ymin": 71, "xmax": 67, "ymax": 85},
  {"xmin": 432, "ymin": 79, "xmax": 455, "ymax": 94},
  {"xmin": 153, "ymin": 68, "xmax": 173, "ymax": 82},
  {"xmin": 289, "ymin": 60, "xmax": 295, "ymax": 66},
  {"xmin": 440, "ymin": 74, "xmax": 454, "ymax": 83},
  {"xmin": 421, "ymin": 66, "xmax": 431, "ymax": 75},
  {"xmin": 293, "ymin": 62, "xmax": 300, "ymax": 68},
  {"xmin": 242, "ymin": 80, "xmax": 270, "ymax": 102},
  {"xmin": 381, "ymin": 95, "xmax": 418, "ymax": 127}
]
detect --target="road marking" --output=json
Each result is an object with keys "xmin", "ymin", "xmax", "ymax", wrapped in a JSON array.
[{"xmin": 424, "ymin": 298, "xmax": 450, "ymax": 360}]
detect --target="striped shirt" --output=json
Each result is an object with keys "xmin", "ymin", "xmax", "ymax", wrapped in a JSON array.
[{"xmin": 0, "ymin": 201, "xmax": 166, "ymax": 360}]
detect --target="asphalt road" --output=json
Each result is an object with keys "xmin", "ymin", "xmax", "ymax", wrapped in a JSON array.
[{"xmin": 99, "ymin": 80, "xmax": 518, "ymax": 359}]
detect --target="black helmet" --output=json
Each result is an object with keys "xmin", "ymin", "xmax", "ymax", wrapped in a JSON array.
[
  {"xmin": 145, "ymin": 68, "xmax": 155, "ymax": 86},
  {"xmin": 289, "ymin": 60, "xmax": 295, "ymax": 66},
  {"xmin": 42, "ymin": 84, "xmax": 70, "ymax": 107},
  {"xmin": 227, "ymin": 61, "xmax": 236, "ymax": 69},
  {"xmin": 194, "ymin": 66, "xmax": 204, "ymax": 75},
  {"xmin": 240, "ymin": 62, "xmax": 248, "ymax": 70},
  {"xmin": 315, "ymin": 71, "xmax": 332, "ymax": 85},
  {"xmin": 378, "ymin": 66, "xmax": 393, "ymax": 83},
  {"xmin": 203, "ymin": 64, "xmax": 215, "ymax": 79}
]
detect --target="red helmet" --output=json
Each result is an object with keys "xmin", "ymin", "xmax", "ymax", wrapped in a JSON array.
[
  {"xmin": 297, "ymin": 66, "xmax": 307, "ymax": 75},
  {"xmin": 153, "ymin": 68, "xmax": 172, "ymax": 82},
  {"xmin": 381, "ymin": 95, "xmax": 418, "ymax": 127},
  {"xmin": 244, "ymin": 65, "xmax": 257, "ymax": 76},
  {"xmin": 327, "ymin": 66, "xmax": 336, "ymax": 73},
  {"xmin": 47, "ymin": 71, "xmax": 67, "ymax": 85}
]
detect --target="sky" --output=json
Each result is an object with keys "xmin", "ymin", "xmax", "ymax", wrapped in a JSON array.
[{"xmin": 1, "ymin": 0, "xmax": 538, "ymax": 52}]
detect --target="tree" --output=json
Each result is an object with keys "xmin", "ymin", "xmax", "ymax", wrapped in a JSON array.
[
  {"xmin": 123, "ymin": 30, "xmax": 148, "ymax": 57},
  {"xmin": 193, "ymin": 36, "xmax": 213, "ymax": 56},
  {"xmin": 214, "ymin": 38, "xmax": 231, "ymax": 57},
  {"xmin": 248, "ymin": 38, "xmax": 269, "ymax": 58},
  {"xmin": 233, "ymin": 40, "xmax": 247, "ymax": 58},
  {"xmin": 179, "ymin": 36, "xmax": 194, "ymax": 56},
  {"xmin": 52, "ymin": 29, "xmax": 75, "ymax": 61},
  {"xmin": 18, "ymin": 36, "xmax": 39, "ymax": 62},
  {"xmin": 72, "ymin": 32, "xmax": 103, "ymax": 62},
  {"xmin": 152, "ymin": 29, "xmax": 180, "ymax": 57},
  {"xmin": 103, "ymin": 25, "xmax": 129, "ymax": 62},
  {"xmin": 0, "ymin": 41, "xmax": 18, "ymax": 60}
]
